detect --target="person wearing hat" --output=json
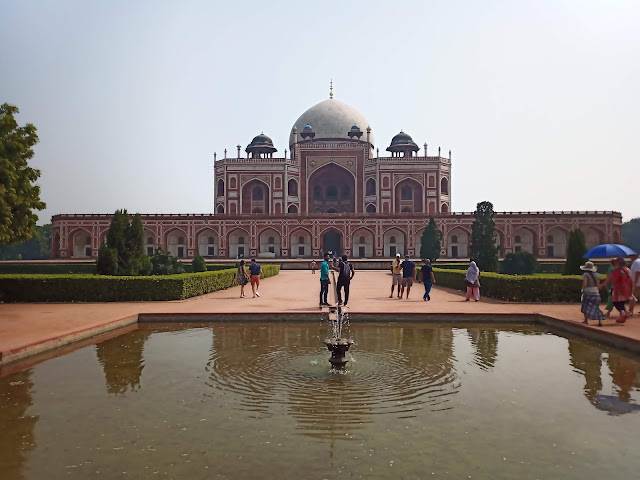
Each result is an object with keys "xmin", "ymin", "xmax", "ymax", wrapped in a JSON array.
[
  {"xmin": 580, "ymin": 261, "xmax": 605, "ymax": 326},
  {"xmin": 389, "ymin": 252, "xmax": 403, "ymax": 298},
  {"xmin": 628, "ymin": 253, "xmax": 640, "ymax": 316},
  {"xmin": 609, "ymin": 257, "xmax": 633, "ymax": 324},
  {"xmin": 399, "ymin": 254, "xmax": 417, "ymax": 299}
]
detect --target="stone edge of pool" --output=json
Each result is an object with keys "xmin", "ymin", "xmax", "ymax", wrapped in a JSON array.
[{"xmin": 2, "ymin": 312, "xmax": 640, "ymax": 371}]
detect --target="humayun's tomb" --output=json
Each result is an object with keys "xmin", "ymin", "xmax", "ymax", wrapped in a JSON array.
[{"xmin": 50, "ymin": 90, "xmax": 622, "ymax": 260}]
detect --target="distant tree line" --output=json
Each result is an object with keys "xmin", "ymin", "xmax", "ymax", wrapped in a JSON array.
[{"xmin": 0, "ymin": 224, "xmax": 51, "ymax": 260}]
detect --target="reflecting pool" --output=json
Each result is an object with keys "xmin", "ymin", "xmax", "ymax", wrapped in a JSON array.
[{"xmin": 1, "ymin": 322, "xmax": 640, "ymax": 479}]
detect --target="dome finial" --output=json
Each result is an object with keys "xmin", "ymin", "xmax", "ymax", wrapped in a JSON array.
[{"xmin": 329, "ymin": 79, "xmax": 334, "ymax": 99}]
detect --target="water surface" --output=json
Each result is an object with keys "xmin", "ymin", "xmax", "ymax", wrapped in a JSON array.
[{"xmin": 1, "ymin": 322, "xmax": 639, "ymax": 479}]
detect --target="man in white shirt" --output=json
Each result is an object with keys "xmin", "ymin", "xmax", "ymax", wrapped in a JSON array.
[{"xmin": 629, "ymin": 253, "xmax": 640, "ymax": 315}]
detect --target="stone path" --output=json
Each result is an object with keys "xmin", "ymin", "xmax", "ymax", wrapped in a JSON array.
[{"xmin": 1, "ymin": 270, "xmax": 639, "ymax": 366}]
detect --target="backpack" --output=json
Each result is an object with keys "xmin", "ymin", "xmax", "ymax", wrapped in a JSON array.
[{"xmin": 339, "ymin": 261, "xmax": 351, "ymax": 280}]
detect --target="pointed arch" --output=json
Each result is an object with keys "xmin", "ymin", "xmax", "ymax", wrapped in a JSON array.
[
  {"xmin": 383, "ymin": 228, "xmax": 406, "ymax": 258},
  {"xmin": 290, "ymin": 227, "xmax": 312, "ymax": 258},
  {"xmin": 352, "ymin": 227, "xmax": 375, "ymax": 258},
  {"xmin": 70, "ymin": 228, "xmax": 92, "ymax": 258},
  {"xmin": 307, "ymin": 163, "xmax": 356, "ymax": 214},
  {"xmin": 228, "ymin": 227, "xmax": 250, "ymax": 258},
  {"xmin": 165, "ymin": 227, "xmax": 188, "ymax": 258}
]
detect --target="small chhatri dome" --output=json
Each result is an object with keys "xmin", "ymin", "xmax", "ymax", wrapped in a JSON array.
[
  {"xmin": 301, "ymin": 124, "xmax": 315, "ymax": 140},
  {"xmin": 348, "ymin": 124, "xmax": 362, "ymax": 140},
  {"xmin": 246, "ymin": 132, "xmax": 277, "ymax": 158},
  {"xmin": 249, "ymin": 133, "xmax": 274, "ymax": 146},
  {"xmin": 387, "ymin": 130, "xmax": 419, "ymax": 156}
]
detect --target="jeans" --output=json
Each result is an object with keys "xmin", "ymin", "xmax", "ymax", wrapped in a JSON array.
[
  {"xmin": 337, "ymin": 278, "xmax": 350, "ymax": 304},
  {"xmin": 320, "ymin": 279, "xmax": 329, "ymax": 304},
  {"xmin": 423, "ymin": 281, "xmax": 433, "ymax": 300}
]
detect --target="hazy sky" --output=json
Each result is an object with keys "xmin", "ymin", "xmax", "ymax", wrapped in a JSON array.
[{"xmin": 2, "ymin": 0, "xmax": 639, "ymax": 224}]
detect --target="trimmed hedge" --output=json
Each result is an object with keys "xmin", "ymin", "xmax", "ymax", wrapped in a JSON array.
[
  {"xmin": 433, "ymin": 268, "xmax": 606, "ymax": 303},
  {"xmin": 0, "ymin": 265, "xmax": 280, "ymax": 303},
  {"xmin": 0, "ymin": 262, "xmax": 234, "ymax": 275},
  {"xmin": 0, "ymin": 263, "xmax": 98, "ymax": 274}
]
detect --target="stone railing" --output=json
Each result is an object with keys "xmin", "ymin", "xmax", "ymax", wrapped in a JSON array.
[
  {"xmin": 52, "ymin": 210, "xmax": 622, "ymax": 221},
  {"xmin": 215, "ymin": 157, "xmax": 297, "ymax": 165},
  {"xmin": 366, "ymin": 156, "xmax": 450, "ymax": 165}
]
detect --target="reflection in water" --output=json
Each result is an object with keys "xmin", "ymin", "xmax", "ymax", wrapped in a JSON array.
[
  {"xmin": 568, "ymin": 338, "xmax": 640, "ymax": 415},
  {"xmin": 467, "ymin": 328, "xmax": 498, "ymax": 370},
  {"xmin": 204, "ymin": 324, "xmax": 460, "ymax": 439},
  {"xmin": 0, "ymin": 370, "xmax": 38, "ymax": 480},
  {"xmin": 95, "ymin": 329, "xmax": 151, "ymax": 395},
  {"xmin": 4, "ymin": 323, "xmax": 640, "ymax": 479}
]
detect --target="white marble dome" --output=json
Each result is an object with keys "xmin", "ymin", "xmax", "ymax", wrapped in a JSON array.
[{"xmin": 289, "ymin": 98, "xmax": 374, "ymax": 148}]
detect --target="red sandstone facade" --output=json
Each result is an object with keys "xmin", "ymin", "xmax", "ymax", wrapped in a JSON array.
[{"xmin": 50, "ymin": 96, "xmax": 622, "ymax": 260}]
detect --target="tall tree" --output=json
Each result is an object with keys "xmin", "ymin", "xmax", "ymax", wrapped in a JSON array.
[
  {"xmin": 623, "ymin": 218, "xmax": 640, "ymax": 253},
  {"xmin": 98, "ymin": 210, "xmax": 150, "ymax": 275},
  {"xmin": 0, "ymin": 103, "xmax": 46, "ymax": 246},
  {"xmin": 563, "ymin": 228, "xmax": 587, "ymax": 275},
  {"xmin": 470, "ymin": 201, "xmax": 499, "ymax": 272},
  {"xmin": 420, "ymin": 217, "xmax": 442, "ymax": 262}
]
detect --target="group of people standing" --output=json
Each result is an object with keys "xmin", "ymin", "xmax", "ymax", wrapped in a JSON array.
[
  {"xmin": 580, "ymin": 253, "xmax": 640, "ymax": 326},
  {"xmin": 390, "ymin": 254, "xmax": 436, "ymax": 301},
  {"xmin": 318, "ymin": 253, "xmax": 355, "ymax": 306}
]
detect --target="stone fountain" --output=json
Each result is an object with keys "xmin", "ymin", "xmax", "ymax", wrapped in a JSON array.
[{"xmin": 323, "ymin": 272, "xmax": 354, "ymax": 368}]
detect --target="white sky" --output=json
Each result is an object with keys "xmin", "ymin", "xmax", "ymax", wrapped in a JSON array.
[{"xmin": 1, "ymin": 0, "xmax": 639, "ymax": 224}]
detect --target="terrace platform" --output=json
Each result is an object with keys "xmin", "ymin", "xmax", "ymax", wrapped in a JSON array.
[{"xmin": 1, "ymin": 270, "xmax": 639, "ymax": 368}]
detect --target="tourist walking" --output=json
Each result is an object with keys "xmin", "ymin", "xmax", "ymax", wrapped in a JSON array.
[
  {"xmin": 333, "ymin": 255, "xmax": 355, "ymax": 306},
  {"xmin": 465, "ymin": 261, "xmax": 481, "ymax": 301},
  {"xmin": 389, "ymin": 253, "xmax": 402, "ymax": 298},
  {"xmin": 248, "ymin": 258, "xmax": 262, "ymax": 298},
  {"xmin": 319, "ymin": 253, "xmax": 330, "ymax": 306},
  {"xmin": 604, "ymin": 259, "xmax": 616, "ymax": 318},
  {"xmin": 609, "ymin": 257, "xmax": 633, "ymax": 324},
  {"xmin": 419, "ymin": 258, "xmax": 436, "ymax": 301},
  {"xmin": 237, "ymin": 259, "xmax": 249, "ymax": 298},
  {"xmin": 311, "ymin": 259, "xmax": 317, "ymax": 274},
  {"xmin": 399, "ymin": 254, "xmax": 417, "ymax": 299},
  {"xmin": 580, "ymin": 261, "xmax": 605, "ymax": 326},
  {"xmin": 629, "ymin": 253, "xmax": 640, "ymax": 316}
]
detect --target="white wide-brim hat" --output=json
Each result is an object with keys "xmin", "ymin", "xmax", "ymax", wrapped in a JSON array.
[{"xmin": 580, "ymin": 261, "xmax": 597, "ymax": 272}]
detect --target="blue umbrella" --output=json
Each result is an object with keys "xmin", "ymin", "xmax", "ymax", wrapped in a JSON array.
[{"xmin": 583, "ymin": 244, "xmax": 638, "ymax": 258}]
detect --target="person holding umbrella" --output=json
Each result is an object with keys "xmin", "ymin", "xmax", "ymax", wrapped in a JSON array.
[
  {"xmin": 609, "ymin": 257, "xmax": 633, "ymax": 324},
  {"xmin": 580, "ymin": 261, "xmax": 605, "ymax": 326}
]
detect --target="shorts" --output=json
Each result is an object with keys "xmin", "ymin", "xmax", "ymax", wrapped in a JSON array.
[
  {"xmin": 633, "ymin": 286, "xmax": 640, "ymax": 300},
  {"xmin": 402, "ymin": 277, "xmax": 413, "ymax": 288},
  {"xmin": 392, "ymin": 273, "xmax": 402, "ymax": 286},
  {"xmin": 250, "ymin": 275, "xmax": 260, "ymax": 286}
]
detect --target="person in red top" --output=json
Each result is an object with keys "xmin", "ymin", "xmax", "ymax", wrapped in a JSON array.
[{"xmin": 609, "ymin": 257, "xmax": 633, "ymax": 324}]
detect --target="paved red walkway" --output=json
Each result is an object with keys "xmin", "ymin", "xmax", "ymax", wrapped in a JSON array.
[{"xmin": 2, "ymin": 271, "xmax": 639, "ymax": 365}]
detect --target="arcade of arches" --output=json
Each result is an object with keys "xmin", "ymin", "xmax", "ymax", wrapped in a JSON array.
[{"xmin": 53, "ymin": 213, "xmax": 621, "ymax": 260}]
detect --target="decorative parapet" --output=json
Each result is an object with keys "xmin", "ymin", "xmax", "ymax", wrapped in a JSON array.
[
  {"xmin": 366, "ymin": 156, "xmax": 450, "ymax": 165},
  {"xmin": 215, "ymin": 157, "xmax": 297, "ymax": 166}
]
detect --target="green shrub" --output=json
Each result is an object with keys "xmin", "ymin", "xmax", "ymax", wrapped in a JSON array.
[
  {"xmin": 0, "ymin": 263, "xmax": 98, "ymax": 274},
  {"xmin": 564, "ymin": 228, "xmax": 587, "ymax": 275},
  {"xmin": 97, "ymin": 245, "xmax": 118, "ymax": 275},
  {"xmin": 150, "ymin": 248, "xmax": 185, "ymax": 275},
  {"xmin": 0, "ymin": 265, "xmax": 280, "ymax": 302},
  {"xmin": 191, "ymin": 255, "xmax": 207, "ymax": 273},
  {"xmin": 433, "ymin": 268, "xmax": 605, "ymax": 303},
  {"xmin": 501, "ymin": 251, "xmax": 538, "ymax": 275}
]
